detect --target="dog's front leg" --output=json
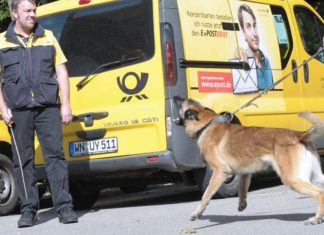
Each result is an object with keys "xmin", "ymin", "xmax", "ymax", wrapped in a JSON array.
[
  {"xmin": 191, "ymin": 170, "xmax": 226, "ymax": 221},
  {"xmin": 238, "ymin": 174, "xmax": 252, "ymax": 212}
]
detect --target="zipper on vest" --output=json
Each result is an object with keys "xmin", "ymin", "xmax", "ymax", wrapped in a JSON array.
[{"xmin": 25, "ymin": 37, "xmax": 35, "ymax": 103}]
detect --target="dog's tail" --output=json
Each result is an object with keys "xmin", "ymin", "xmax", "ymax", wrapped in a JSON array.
[{"xmin": 299, "ymin": 111, "xmax": 324, "ymax": 141}]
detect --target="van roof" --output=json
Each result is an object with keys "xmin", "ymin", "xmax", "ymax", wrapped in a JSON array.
[{"xmin": 37, "ymin": 0, "xmax": 117, "ymax": 16}]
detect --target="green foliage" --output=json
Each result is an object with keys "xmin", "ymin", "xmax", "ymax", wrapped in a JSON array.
[
  {"xmin": 0, "ymin": 0, "xmax": 58, "ymax": 32},
  {"xmin": 0, "ymin": 0, "xmax": 11, "ymax": 32},
  {"xmin": 0, "ymin": 0, "xmax": 10, "ymax": 21}
]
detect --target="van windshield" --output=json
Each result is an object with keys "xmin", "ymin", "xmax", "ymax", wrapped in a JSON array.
[{"xmin": 38, "ymin": 0, "xmax": 154, "ymax": 77}]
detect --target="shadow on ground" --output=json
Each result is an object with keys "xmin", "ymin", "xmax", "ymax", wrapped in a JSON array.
[{"xmin": 39, "ymin": 175, "xmax": 283, "ymax": 212}]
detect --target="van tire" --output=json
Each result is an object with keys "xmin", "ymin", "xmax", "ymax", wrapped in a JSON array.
[
  {"xmin": 194, "ymin": 165, "xmax": 240, "ymax": 198},
  {"xmin": 70, "ymin": 182, "xmax": 100, "ymax": 210},
  {"xmin": 0, "ymin": 154, "xmax": 19, "ymax": 215}
]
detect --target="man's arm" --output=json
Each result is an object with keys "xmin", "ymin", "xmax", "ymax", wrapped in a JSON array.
[{"xmin": 55, "ymin": 63, "xmax": 72, "ymax": 125}]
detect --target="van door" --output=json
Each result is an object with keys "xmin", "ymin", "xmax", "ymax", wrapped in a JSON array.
[
  {"xmin": 37, "ymin": 0, "xmax": 167, "ymax": 163},
  {"xmin": 177, "ymin": 0, "xmax": 305, "ymax": 130},
  {"xmin": 290, "ymin": 3, "xmax": 324, "ymax": 115},
  {"xmin": 177, "ymin": 0, "xmax": 243, "ymax": 115},
  {"xmin": 227, "ymin": 0, "xmax": 306, "ymax": 129},
  {"xmin": 289, "ymin": 1, "xmax": 324, "ymax": 148}
]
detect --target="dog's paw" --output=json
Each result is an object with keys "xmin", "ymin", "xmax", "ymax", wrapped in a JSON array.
[
  {"xmin": 304, "ymin": 216, "xmax": 323, "ymax": 225},
  {"xmin": 190, "ymin": 210, "xmax": 201, "ymax": 221},
  {"xmin": 238, "ymin": 200, "xmax": 247, "ymax": 212},
  {"xmin": 190, "ymin": 204, "xmax": 207, "ymax": 221},
  {"xmin": 190, "ymin": 211, "xmax": 200, "ymax": 221}
]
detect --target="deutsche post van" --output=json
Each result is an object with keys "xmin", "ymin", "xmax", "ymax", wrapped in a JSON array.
[{"xmin": 0, "ymin": 0, "xmax": 323, "ymax": 215}]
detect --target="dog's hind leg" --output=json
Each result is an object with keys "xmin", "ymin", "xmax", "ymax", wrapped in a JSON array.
[
  {"xmin": 238, "ymin": 174, "xmax": 252, "ymax": 212},
  {"xmin": 277, "ymin": 145, "xmax": 324, "ymax": 224},
  {"xmin": 190, "ymin": 169, "xmax": 226, "ymax": 221},
  {"xmin": 311, "ymin": 169, "xmax": 324, "ymax": 189},
  {"xmin": 287, "ymin": 180, "xmax": 324, "ymax": 225},
  {"xmin": 310, "ymin": 155, "xmax": 324, "ymax": 188}
]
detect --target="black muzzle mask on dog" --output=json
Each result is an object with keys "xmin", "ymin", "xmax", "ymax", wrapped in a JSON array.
[{"xmin": 172, "ymin": 96, "xmax": 185, "ymax": 126}]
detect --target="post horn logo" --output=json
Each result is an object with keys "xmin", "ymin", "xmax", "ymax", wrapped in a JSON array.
[{"xmin": 117, "ymin": 72, "xmax": 149, "ymax": 103}]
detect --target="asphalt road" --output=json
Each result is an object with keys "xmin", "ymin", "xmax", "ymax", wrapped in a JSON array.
[{"xmin": 1, "ymin": 177, "xmax": 323, "ymax": 235}]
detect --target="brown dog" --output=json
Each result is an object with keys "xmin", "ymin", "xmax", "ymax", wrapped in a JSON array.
[{"xmin": 173, "ymin": 97, "xmax": 324, "ymax": 225}]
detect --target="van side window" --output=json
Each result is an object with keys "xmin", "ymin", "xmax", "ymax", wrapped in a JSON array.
[
  {"xmin": 294, "ymin": 7, "xmax": 324, "ymax": 63},
  {"xmin": 38, "ymin": 0, "xmax": 154, "ymax": 77},
  {"xmin": 270, "ymin": 6, "xmax": 293, "ymax": 69}
]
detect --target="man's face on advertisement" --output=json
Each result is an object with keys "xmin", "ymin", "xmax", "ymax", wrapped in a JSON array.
[
  {"xmin": 241, "ymin": 10, "xmax": 259, "ymax": 52},
  {"xmin": 13, "ymin": 0, "xmax": 37, "ymax": 32}
]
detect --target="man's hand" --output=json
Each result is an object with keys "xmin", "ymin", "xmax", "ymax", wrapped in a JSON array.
[
  {"xmin": 61, "ymin": 103, "xmax": 72, "ymax": 125},
  {"xmin": 1, "ymin": 107, "xmax": 14, "ymax": 126}
]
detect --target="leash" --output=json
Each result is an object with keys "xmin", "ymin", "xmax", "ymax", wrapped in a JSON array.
[{"xmin": 222, "ymin": 47, "xmax": 324, "ymax": 122}]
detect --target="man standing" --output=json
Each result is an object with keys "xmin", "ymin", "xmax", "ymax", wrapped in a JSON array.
[
  {"xmin": 0, "ymin": 0, "xmax": 78, "ymax": 227},
  {"xmin": 237, "ymin": 4, "xmax": 273, "ymax": 90}
]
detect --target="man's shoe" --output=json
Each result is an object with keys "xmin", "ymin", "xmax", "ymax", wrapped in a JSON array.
[
  {"xmin": 58, "ymin": 207, "xmax": 78, "ymax": 224},
  {"xmin": 17, "ymin": 211, "xmax": 37, "ymax": 228}
]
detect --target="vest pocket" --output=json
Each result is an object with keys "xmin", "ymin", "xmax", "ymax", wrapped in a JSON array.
[
  {"xmin": 2, "ymin": 55, "xmax": 20, "ymax": 79},
  {"xmin": 38, "ymin": 77, "xmax": 59, "ymax": 104},
  {"xmin": 1, "ymin": 76, "xmax": 30, "ymax": 109}
]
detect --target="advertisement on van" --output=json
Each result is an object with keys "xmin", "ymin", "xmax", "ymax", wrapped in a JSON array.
[{"xmin": 178, "ymin": 0, "xmax": 282, "ymax": 95}]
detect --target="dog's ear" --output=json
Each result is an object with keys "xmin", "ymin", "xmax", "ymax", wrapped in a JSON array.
[
  {"xmin": 184, "ymin": 109, "xmax": 199, "ymax": 121},
  {"xmin": 204, "ymin": 107, "xmax": 215, "ymax": 113}
]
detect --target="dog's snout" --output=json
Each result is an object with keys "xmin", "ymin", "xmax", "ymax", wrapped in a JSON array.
[
  {"xmin": 173, "ymin": 117, "xmax": 183, "ymax": 125},
  {"xmin": 173, "ymin": 96, "xmax": 184, "ymax": 108},
  {"xmin": 173, "ymin": 96, "xmax": 185, "ymax": 126}
]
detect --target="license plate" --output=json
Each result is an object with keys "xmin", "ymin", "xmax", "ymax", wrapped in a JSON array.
[{"xmin": 69, "ymin": 137, "xmax": 118, "ymax": 157}]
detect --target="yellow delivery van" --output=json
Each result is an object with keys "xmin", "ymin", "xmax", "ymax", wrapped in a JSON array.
[{"xmin": 0, "ymin": 0, "xmax": 323, "ymax": 215}]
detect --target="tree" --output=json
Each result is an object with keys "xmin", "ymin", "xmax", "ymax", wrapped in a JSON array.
[
  {"xmin": 0, "ymin": 0, "xmax": 11, "ymax": 32},
  {"xmin": 0, "ymin": 0, "xmax": 57, "ymax": 32}
]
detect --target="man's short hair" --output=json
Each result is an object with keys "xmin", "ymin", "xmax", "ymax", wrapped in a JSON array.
[
  {"xmin": 11, "ymin": 0, "xmax": 36, "ymax": 11},
  {"xmin": 238, "ymin": 4, "xmax": 256, "ymax": 30}
]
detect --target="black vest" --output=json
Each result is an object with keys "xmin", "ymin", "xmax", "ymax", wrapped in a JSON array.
[{"xmin": 0, "ymin": 21, "xmax": 60, "ymax": 110}]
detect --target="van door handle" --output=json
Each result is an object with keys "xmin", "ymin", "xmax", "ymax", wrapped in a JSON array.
[
  {"xmin": 303, "ymin": 60, "xmax": 309, "ymax": 83},
  {"xmin": 72, "ymin": 112, "xmax": 109, "ymax": 127},
  {"xmin": 292, "ymin": 60, "xmax": 298, "ymax": 83}
]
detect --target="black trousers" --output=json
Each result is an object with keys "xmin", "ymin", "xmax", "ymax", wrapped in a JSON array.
[{"xmin": 10, "ymin": 106, "xmax": 73, "ymax": 213}]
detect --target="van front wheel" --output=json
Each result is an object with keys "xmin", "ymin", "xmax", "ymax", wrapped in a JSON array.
[
  {"xmin": 0, "ymin": 154, "xmax": 19, "ymax": 215},
  {"xmin": 194, "ymin": 165, "xmax": 240, "ymax": 198}
]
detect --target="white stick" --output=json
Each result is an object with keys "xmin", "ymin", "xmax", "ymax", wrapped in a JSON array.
[{"xmin": 10, "ymin": 126, "xmax": 28, "ymax": 199}]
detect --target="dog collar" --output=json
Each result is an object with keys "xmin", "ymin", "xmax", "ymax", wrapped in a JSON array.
[
  {"xmin": 210, "ymin": 114, "xmax": 231, "ymax": 124},
  {"xmin": 196, "ymin": 114, "xmax": 231, "ymax": 138}
]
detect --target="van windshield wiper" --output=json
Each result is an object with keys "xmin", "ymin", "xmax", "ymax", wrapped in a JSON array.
[{"xmin": 76, "ymin": 56, "xmax": 141, "ymax": 90}]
